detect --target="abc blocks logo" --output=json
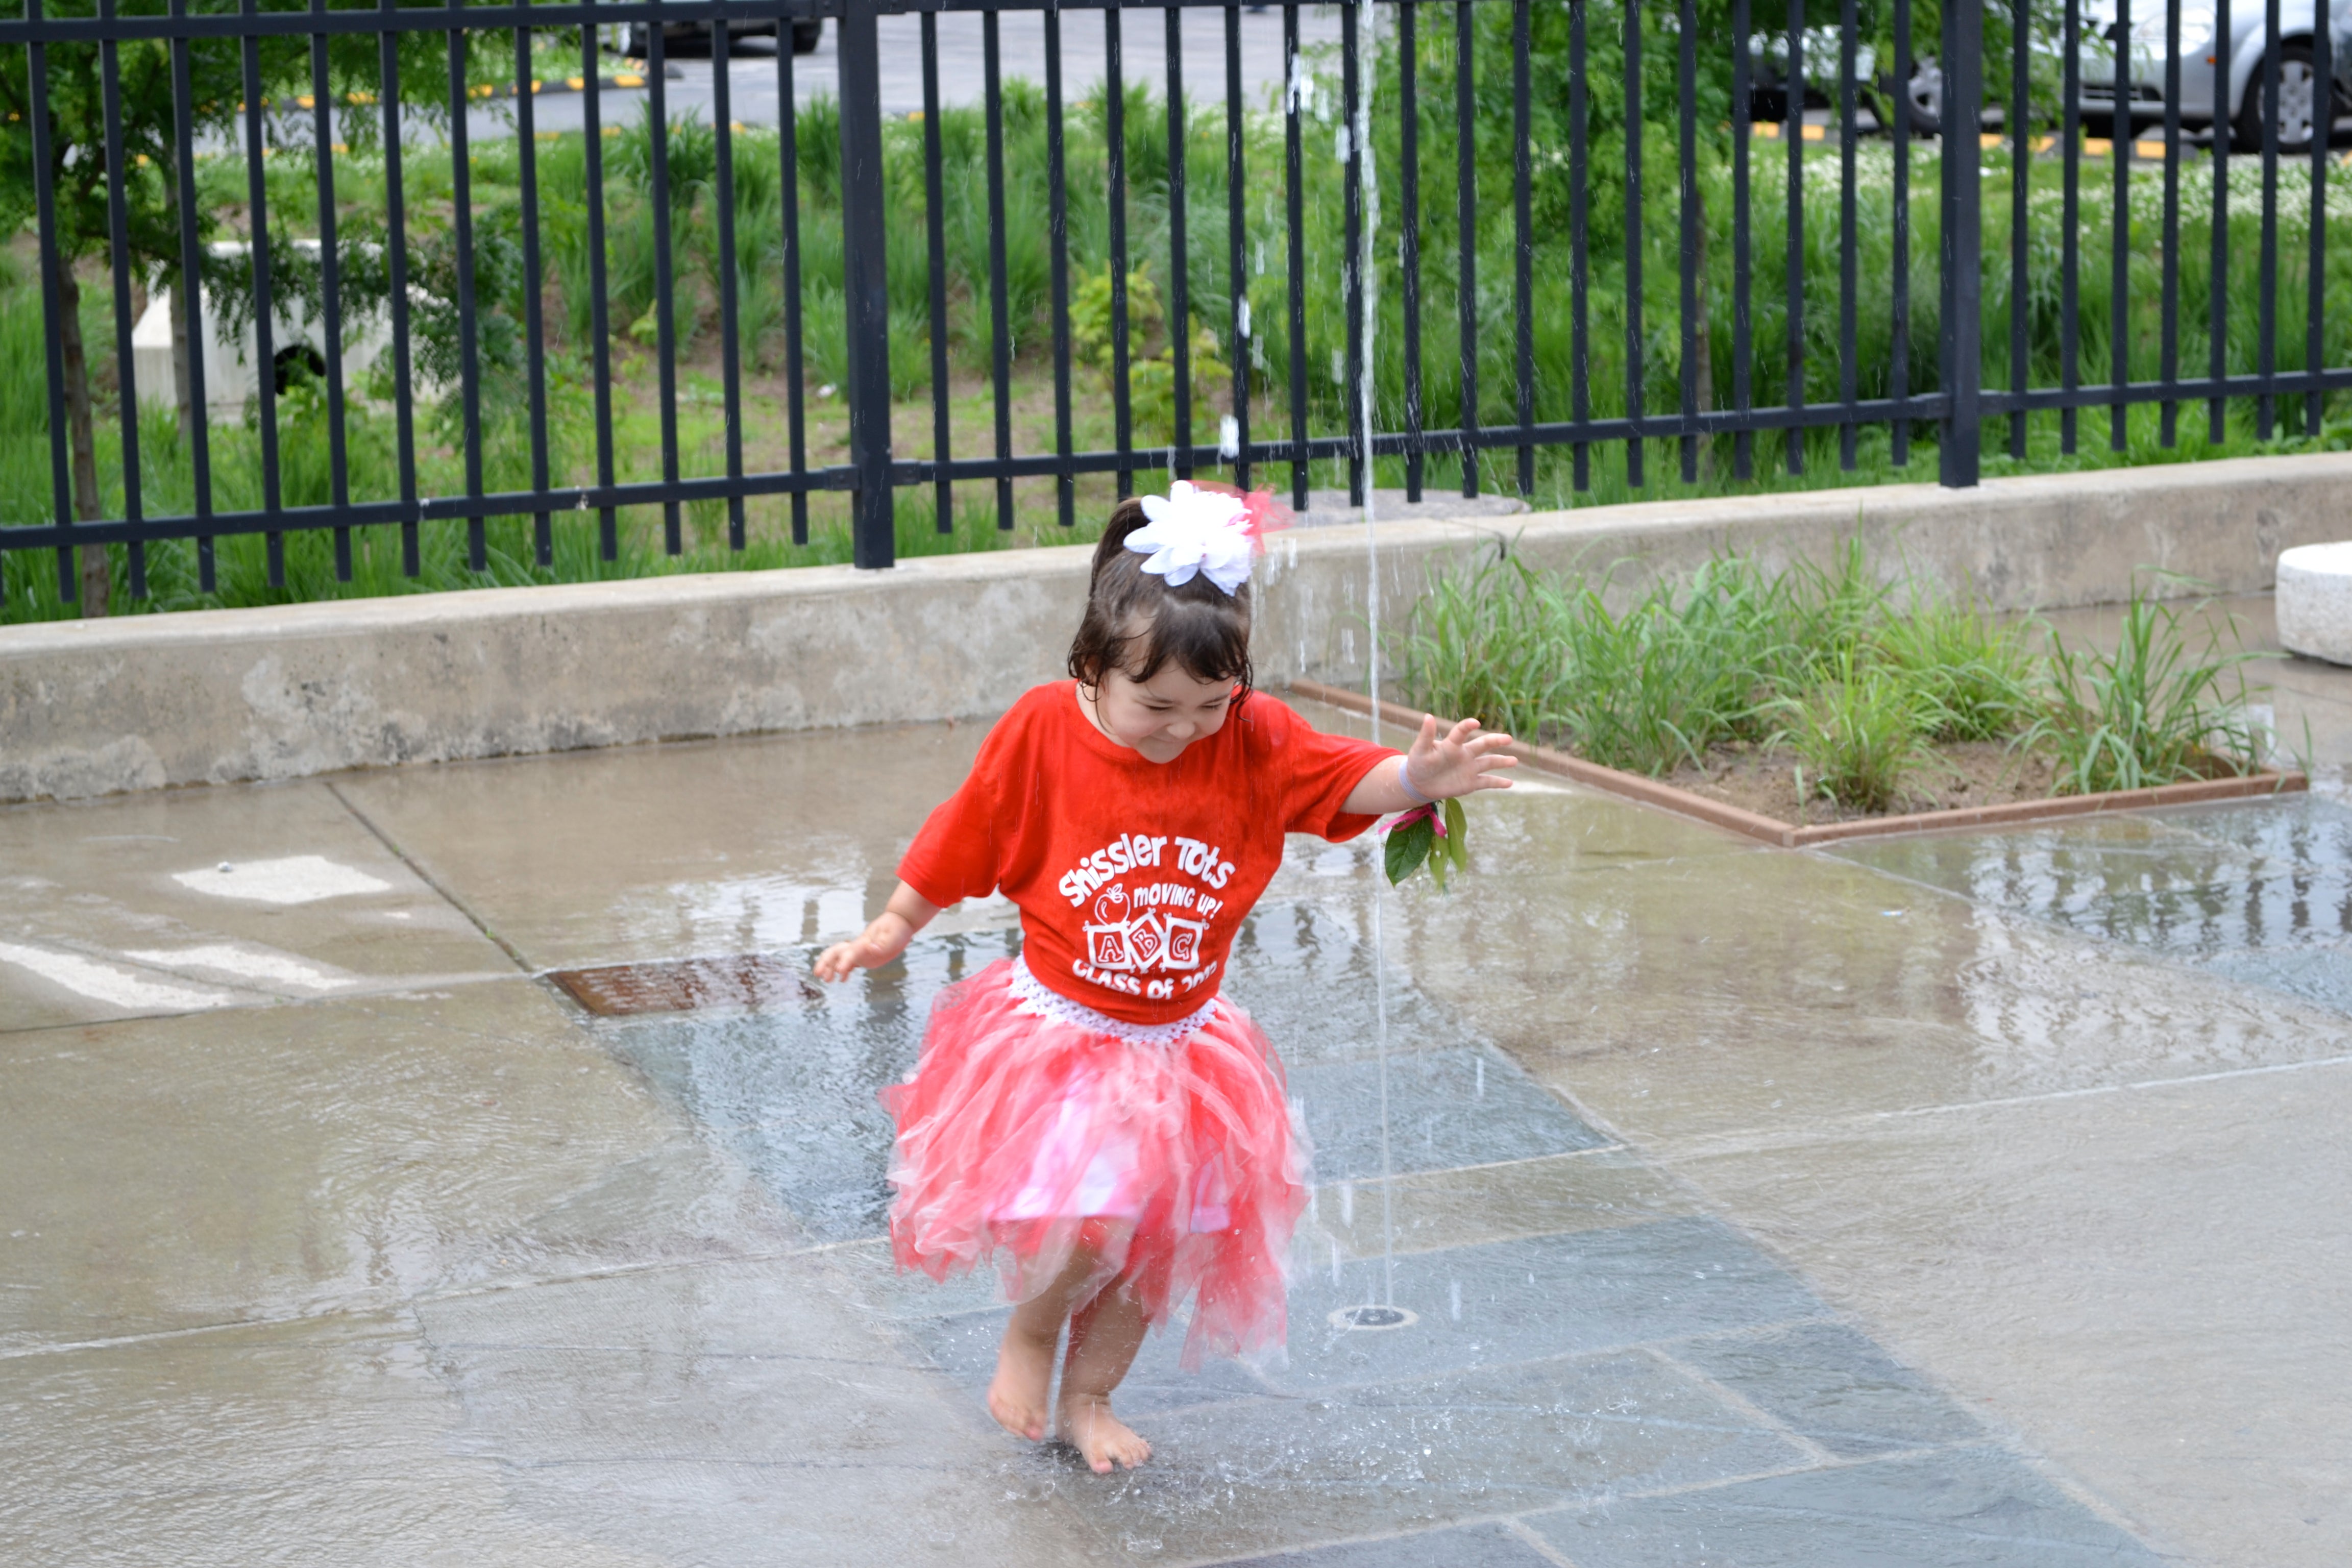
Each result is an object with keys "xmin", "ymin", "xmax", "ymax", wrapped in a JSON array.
[{"xmin": 1084, "ymin": 885, "xmax": 1207, "ymax": 973}]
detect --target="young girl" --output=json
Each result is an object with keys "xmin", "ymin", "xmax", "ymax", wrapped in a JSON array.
[{"xmin": 814, "ymin": 483, "xmax": 1513, "ymax": 1474}]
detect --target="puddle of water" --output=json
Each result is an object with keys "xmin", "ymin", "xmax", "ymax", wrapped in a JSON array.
[
  {"xmin": 572, "ymin": 890, "xmax": 2159, "ymax": 1567},
  {"xmin": 1833, "ymin": 797, "xmax": 2352, "ymax": 1015}
]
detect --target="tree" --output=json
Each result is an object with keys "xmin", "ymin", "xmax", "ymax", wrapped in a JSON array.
[{"xmin": 0, "ymin": 2, "xmax": 485, "ymax": 615}]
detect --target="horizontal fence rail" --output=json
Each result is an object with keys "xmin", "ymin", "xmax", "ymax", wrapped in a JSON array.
[{"xmin": 1, "ymin": 0, "xmax": 2345, "ymax": 605}]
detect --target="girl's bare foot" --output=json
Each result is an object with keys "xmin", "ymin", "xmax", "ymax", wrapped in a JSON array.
[
  {"xmin": 1058, "ymin": 1393, "xmax": 1152, "ymax": 1473},
  {"xmin": 987, "ymin": 1317, "xmax": 1057, "ymax": 1442}
]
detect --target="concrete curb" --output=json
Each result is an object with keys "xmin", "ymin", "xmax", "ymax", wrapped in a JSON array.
[{"xmin": 5, "ymin": 452, "xmax": 2345, "ymax": 802}]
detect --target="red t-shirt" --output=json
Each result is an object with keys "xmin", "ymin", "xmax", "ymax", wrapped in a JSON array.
[{"xmin": 900, "ymin": 682, "xmax": 1396, "ymax": 1025}]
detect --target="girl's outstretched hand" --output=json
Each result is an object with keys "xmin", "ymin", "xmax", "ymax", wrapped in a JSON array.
[
  {"xmin": 1404, "ymin": 714, "xmax": 1517, "ymax": 800},
  {"xmin": 1341, "ymin": 714, "xmax": 1516, "ymax": 820}
]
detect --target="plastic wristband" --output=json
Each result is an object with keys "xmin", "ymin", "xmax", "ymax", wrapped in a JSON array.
[{"xmin": 1397, "ymin": 757, "xmax": 1435, "ymax": 806}]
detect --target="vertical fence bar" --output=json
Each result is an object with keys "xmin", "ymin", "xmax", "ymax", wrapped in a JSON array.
[
  {"xmin": 922, "ymin": 12, "xmax": 952, "ymax": 532},
  {"xmin": 99, "ymin": 14, "xmax": 146, "ymax": 597},
  {"xmin": 1888, "ymin": 0, "xmax": 1910, "ymax": 465},
  {"xmin": 2160, "ymin": 0, "xmax": 2183, "ymax": 445},
  {"xmin": 1399, "ymin": 0, "xmax": 1421, "ymax": 500},
  {"xmin": 446, "ymin": 8, "xmax": 485, "ymax": 572},
  {"xmin": 2209, "ymin": 0, "xmax": 2230, "ymax": 441},
  {"xmin": 2256, "ymin": 0, "xmax": 2281, "ymax": 437},
  {"xmin": 2060, "ymin": 0, "xmax": 2080, "ymax": 451},
  {"xmin": 713, "ymin": 17, "xmax": 746, "ymax": 550},
  {"xmin": 1048, "ymin": 1, "xmax": 1075, "ymax": 525},
  {"xmin": 1836, "ymin": 0, "xmax": 1858, "ymax": 470},
  {"xmin": 778, "ymin": 25, "xmax": 810, "ymax": 544},
  {"xmin": 1677, "ymin": 0, "xmax": 1700, "ymax": 484},
  {"xmin": 648, "ymin": 20, "xmax": 681, "ymax": 553},
  {"xmin": 2307, "ymin": 0, "xmax": 2330, "ymax": 436},
  {"xmin": 1453, "ymin": 0, "xmax": 1476, "ymax": 496},
  {"xmin": 382, "ymin": 0, "xmax": 419, "ymax": 574},
  {"xmin": 1285, "ymin": 2, "xmax": 1309, "ymax": 505},
  {"xmin": 517, "ymin": 18, "xmax": 554, "ymax": 564},
  {"xmin": 838, "ymin": 0, "xmax": 896, "ymax": 566},
  {"xmin": 28, "ymin": 4, "xmax": 75, "ymax": 601},
  {"xmin": 582, "ymin": 5, "xmax": 619, "ymax": 558},
  {"xmin": 172, "ymin": 2, "xmax": 217, "ymax": 591},
  {"xmin": 1169, "ymin": 3, "xmax": 1194, "ymax": 481},
  {"xmin": 1341, "ymin": 0, "xmax": 1361, "ymax": 502},
  {"xmin": 1938, "ymin": 0, "xmax": 1982, "ymax": 486},
  {"xmin": 1111, "ymin": 7, "xmax": 1136, "ymax": 498},
  {"xmin": 2009, "ymin": 0, "xmax": 2031, "ymax": 456},
  {"xmin": 1511, "ymin": 0, "xmax": 1532, "ymax": 495},
  {"xmin": 1226, "ymin": 0, "xmax": 1252, "ymax": 490},
  {"xmin": 1569, "ymin": 0, "xmax": 1589, "ymax": 489},
  {"xmin": 1730, "ymin": 0, "xmax": 1751, "ymax": 479},
  {"xmin": 1624, "ymin": 0, "xmax": 1645, "ymax": 488},
  {"xmin": 984, "ymin": 10, "xmax": 1015, "ymax": 527},
  {"xmin": 310, "ymin": 11, "xmax": 349, "ymax": 581},
  {"xmin": 1782, "ymin": 0, "xmax": 1804, "ymax": 474},
  {"xmin": 242, "ymin": 0, "xmax": 285, "ymax": 584},
  {"xmin": 2111, "ymin": 0, "xmax": 2133, "ymax": 451}
]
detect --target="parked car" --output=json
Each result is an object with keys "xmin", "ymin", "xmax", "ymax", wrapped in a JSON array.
[
  {"xmin": 606, "ymin": 17, "xmax": 822, "ymax": 60},
  {"xmin": 1744, "ymin": 28, "xmax": 1948, "ymax": 137},
  {"xmin": 1903, "ymin": 1, "xmax": 2352, "ymax": 152},
  {"xmin": 2079, "ymin": 0, "xmax": 2352, "ymax": 149}
]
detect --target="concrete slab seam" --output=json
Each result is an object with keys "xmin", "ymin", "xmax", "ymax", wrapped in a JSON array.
[
  {"xmin": 1498, "ymin": 1515, "xmax": 1586, "ymax": 1568},
  {"xmin": 1646, "ymin": 1050, "xmax": 2352, "ymax": 1167},
  {"xmin": 1635, "ymin": 1343, "xmax": 1844, "ymax": 1468},
  {"xmin": 324, "ymin": 778, "xmax": 536, "ymax": 974}
]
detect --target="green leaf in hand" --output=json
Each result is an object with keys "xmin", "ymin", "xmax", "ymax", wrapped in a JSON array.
[
  {"xmin": 1382, "ymin": 801, "xmax": 1471, "ymax": 891},
  {"xmin": 1384, "ymin": 813, "xmax": 1436, "ymax": 886}
]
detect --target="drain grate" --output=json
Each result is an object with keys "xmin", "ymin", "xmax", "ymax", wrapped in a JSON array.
[
  {"xmin": 1330, "ymin": 1305, "xmax": 1418, "ymax": 1332},
  {"xmin": 546, "ymin": 954, "xmax": 821, "ymax": 1017}
]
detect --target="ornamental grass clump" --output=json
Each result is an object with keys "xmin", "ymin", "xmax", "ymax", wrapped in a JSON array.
[
  {"xmin": 1388, "ymin": 552, "xmax": 1577, "ymax": 741},
  {"xmin": 1873, "ymin": 597, "xmax": 2039, "ymax": 743},
  {"xmin": 1550, "ymin": 558, "xmax": 1790, "ymax": 775},
  {"xmin": 1393, "ymin": 546, "xmax": 2271, "ymax": 816},
  {"xmin": 2023, "ymin": 591, "xmax": 2264, "ymax": 795},
  {"xmin": 1778, "ymin": 650, "xmax": 1938, "ymax": 814}
]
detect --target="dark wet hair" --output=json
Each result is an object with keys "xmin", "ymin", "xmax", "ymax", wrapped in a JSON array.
[{"xmin": 1067, "ymin": 496, "xmax": 1255, "ymax": 696}]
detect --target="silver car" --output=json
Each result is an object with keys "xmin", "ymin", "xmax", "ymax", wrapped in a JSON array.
[
  {"xmin": 2077, "ymin": 0, "xmax": 2352, "ymax": 150},
  {"xmin": 1912, "ymin": 1, "xmax": 2352, "ymax": 152}
]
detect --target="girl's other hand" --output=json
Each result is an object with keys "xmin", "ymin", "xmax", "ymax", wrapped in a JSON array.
[
  {"xmin": 814, "ymin": 914, "xmax": 916, "ymax": 981},
  {"xmin": 1405, "ymin": 714, "xmax": 1517, "ymax": 800},
  {"xmin": 813, "ymin": 883, "xmax": 943, "ymax": 982}
]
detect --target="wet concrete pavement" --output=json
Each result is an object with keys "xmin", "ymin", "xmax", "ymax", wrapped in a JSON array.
[{"xmin": 5, "ymin": 609, "xmax": 2349, "ymax": 1566}]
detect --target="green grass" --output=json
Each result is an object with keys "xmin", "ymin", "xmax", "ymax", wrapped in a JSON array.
[{"xmin": 1390, "ymin": 545, "xmax": 2271, "ymax": 807}]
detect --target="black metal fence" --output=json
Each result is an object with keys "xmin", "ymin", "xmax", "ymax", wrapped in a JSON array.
[{"xmin": 1, "ymin": 0, "xmax": 2345, "ymax": 603}]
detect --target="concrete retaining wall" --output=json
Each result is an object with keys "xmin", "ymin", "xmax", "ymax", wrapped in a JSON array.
[{"xmin": 5, "ymin": 453, "xmax": 2343, "ymax": 802}]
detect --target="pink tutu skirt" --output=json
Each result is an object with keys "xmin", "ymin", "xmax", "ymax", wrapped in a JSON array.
[{"xmin": 880, "ymin": 957, "xmax": 1308, "ymax": 1368}]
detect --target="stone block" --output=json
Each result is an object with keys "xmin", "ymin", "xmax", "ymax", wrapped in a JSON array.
[{"xmin": 2277, "ymin": 540, "xmax": 2352, "ymax": 666}]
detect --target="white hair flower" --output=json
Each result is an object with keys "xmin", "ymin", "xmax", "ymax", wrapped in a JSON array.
[{"xmin": 1125, "ymin": 482, "xmax": 1273, "ymax": 596}]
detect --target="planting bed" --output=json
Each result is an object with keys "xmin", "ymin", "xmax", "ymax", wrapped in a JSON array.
[{"xmin": 1290, "ymin": 679, "xmax": 2307, "ymax": 849}]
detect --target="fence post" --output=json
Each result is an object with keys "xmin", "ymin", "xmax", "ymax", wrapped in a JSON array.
[
  {"xmin": 1937, "ymin": 0, "xmax": 1983, "ymax": 487},
  {"xmin": 837, "ymin": 0, "xmax": 896, "ymax": 566}
]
